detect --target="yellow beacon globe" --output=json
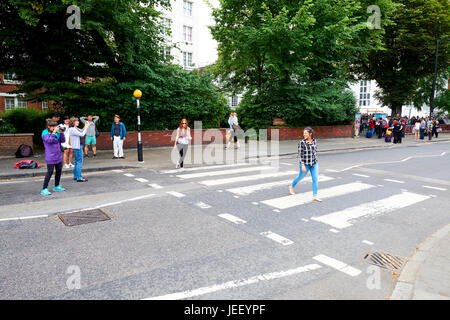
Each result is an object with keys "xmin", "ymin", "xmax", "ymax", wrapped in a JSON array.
[{"xmin": 133, "ymin": 89, "xmax": 142, "ymax": 98}]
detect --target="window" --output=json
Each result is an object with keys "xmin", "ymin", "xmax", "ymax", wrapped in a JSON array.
[
  {"xmin": 183, "ymin": 1, "xmax": 193, "ymax": 16},
  {"xmin": 358, "ymin": 80, "xmax": 371, "ymax": 108},
  {"xmin": 183, "ymin": 26, "xmax": 192, "ymax": 42},
  {"xmin": 5, "ymin": 97, "xmax": 15, "ymax": 110},
  {"xmin": 2, "ymin": 73, "xmax": 16, "ymax": 81},
  {"xmin": 162, "ymin": 18, "xmax": 171, "ymax": 36},
  {"xmin": 17, "ymin": 98, "xmax": 27, "ymax": 108},
  {"xmin": 183, "ymin": 52, "xmax": 193, "ymax": 68},
  {"xmin": 42, "ymin": 101, "xmax": 48, "ymax": 110},
  {"xmin": 231, "ymin": 96, "xmax": 239, "ymax": 108}
]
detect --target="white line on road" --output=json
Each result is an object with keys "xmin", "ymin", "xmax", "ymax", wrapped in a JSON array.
[
  {"xmin": 218, "ymin": 214, "xmax": 247, "ymax": 224},
  {"xmin": 160, "ymin": 163, "xmax": 250, "ymax": 174},
  {"xmin": 260, "ymin": 231, "xmax": 294, "ymax": 246},
  {"xmin": 313, "ymin": 254, "xmax": 361, "ymax": 277},
  {"xmin": 148, "ymin": 183, "xmax": 163, "ymax": 189},
  {"xmin": 384, "ymin": 179, "xmax": 405, "ymax": 184},
  {"xmin": 124, "ymin": 173, "xmax": 135, "ymax": 177},
  {"xmin": 135, "ymin": 178, "xmax": 149, "ymax": 183},
  {"xmin": 362, "ymin": 240, "xmax": 374, "ymax": 245},
  {"xmin": 329, "ymin": 229, "xmax": 340, "ymax": 233},
  {"xmin": 166, "ymin": 191, "xmax": 186, "ymax": 198},
  {"xmin": 225, "ymin": 175, "xmax": 334, "ymax": 196},
  {"xmin": 200, "ymin": 171, "xmax": 298, "ymax": 186},
  {"xmin": 195, "ymin": 202, "xmax": 211, "ymax": 209},
  {"xmin": 261, "ymin": 182, "xmax": 375, "ymax": 210},
  {"xmin": 143, "ymin": 264, "xmax": 321, "ymax": 300},
  {"xmin": 176, "ymin": 166, "xmax": 274, "ymax": 179},
  {"xmin": 0, "ymin": 214, "xmax": 49, "ymax": 222},
  {"xmin": 352, "ymin": 173, "xmax": 370, "ymax": 178},
  {"xmin": 326, "ymin": 169, "xmax": 340, "ymax": 172},
  {"xmin": 423, "ymin": 185, "xmax": 447, "ymax": 191},
  {"xmin": 311, "ymin": 192, "xmax": 431, "ymax": 229}
]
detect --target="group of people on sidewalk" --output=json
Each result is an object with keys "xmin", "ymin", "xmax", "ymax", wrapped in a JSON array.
[{"xmin": 40, "ymin": 113, "xmax": 127, "ymax": 195}]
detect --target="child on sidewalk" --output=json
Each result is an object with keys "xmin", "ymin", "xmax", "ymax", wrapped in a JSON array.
[{"xmin": 41, "ymin": 120, "xmax": 66, "ymax": 195}]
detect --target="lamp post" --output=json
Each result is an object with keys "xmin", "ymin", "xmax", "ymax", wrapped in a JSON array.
[
  {"xmin": 429, "ymin": 38, "xmax": 450, "ymax": 140},
  {"xmin": 133, "ymin": 89, "xmax": 143, "ymax": 162}
]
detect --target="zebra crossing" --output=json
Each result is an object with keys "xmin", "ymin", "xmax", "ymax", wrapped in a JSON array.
[{"xmin": 157, "ymin": 161, "xmax": 439, "ymax": 234}]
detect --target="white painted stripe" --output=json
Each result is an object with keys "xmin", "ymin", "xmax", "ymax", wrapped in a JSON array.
[
  {"xmin": 166, "ymin": 191, "xmax": 186, "ymax": 198},
  {"xmin": 124, "ymin": 173, "xmax": 135, "ymax": 177},
  {"xmin": 423, "ymin": 185, "xmax": 447, "ymax": 191},
  {"xmin": 261, "ymin": 182, "xmax": 375, "ymax": 210},
  {"xmin": 160, "ymin": 162, "xmax": 250, "ymax": 174},
  {"xmin": 0, "ymin": 214, "xmax": 49, "ymax": 222},
  {"xmin": 143, "ymin": 264, "xmax": 321, "ymax": 300},
  {"xmin": 352, "ymin": 173, "xmax": 370, "ymax": 178},
  {"xmin": 311, "ymin": 192, "xmax": 430, "ymax": 229},
  {"xmin": 176, "ymin": 166, "xmax": 274, "ymax": 179},
  {"xmin": 273, "ymin": 209, "xmax": 281, "ymax": 213},
  {"xmin": 148, "ymin": 183, "xmax": 163, "ymax": 189},
  {"xmin": 362, "ymin": 240, "xmax": 374, "ymax": 245},
  {"xmin": 226, "ymin": 175, "xmax": 334, "ymax": 196},
  {"xmin": 326, "ymin": 169, "xmax": 340, "ymax": 172},
  {"xmin": 218, "ymin": 214, "xmax": 246, "ymax": 224},
  {"xmin": 281, "ymin": 162, "xmax": 294, "ymax": 166},
  {"xmin": 135, "ymin": 178, "xmax": 149, "ymax": 183},
  {"xmin": 200, "ymin": 171, "xmax": 298, "ymax": 186},
  {"xmin": 301, "ymin": 218, "xmax": 309, "ymax": 222},
  {"xmin": 195, "ymin": 202, "xmax": 211, "ymax": 209},
  {"xmin": 252, "ymin": 202, "xmax": 259, "ymax": 205},
  {"xmin": 260, "ymin": 231, "xmax": 294, "ymax": 246},
  {"xmin": 384, "ymin": 179, "xmax": 404, "ymax": 184},
  {"xmin": 313, "ymin": 254, "xmax": 361, "ymax": 277},
  {"xmin": 329, "ymin": 229, "xmax": 340, "ymax": 233}
]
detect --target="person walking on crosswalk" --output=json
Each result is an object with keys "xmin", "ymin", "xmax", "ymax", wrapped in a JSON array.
[
  {"xmin": 289, "ymin": 127, "xmax": 322, "ymax": 202},
  {"xmin": 174, "ymin": 118, "xmax": 192, "ymax": 168}
]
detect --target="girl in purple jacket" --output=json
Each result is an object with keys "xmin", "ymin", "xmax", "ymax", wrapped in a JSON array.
[{"xmin": 41, "ymin": 120, "xmax": 66, "ymax": 195}]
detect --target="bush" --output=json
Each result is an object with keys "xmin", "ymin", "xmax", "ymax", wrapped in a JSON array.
[
  {"xmin": 0, "ymin": 118, "xmax": 16, "ymax": 134},
  {"xmin": 1, "ymin": 108, "xmax": 54, "ymax": 146}
]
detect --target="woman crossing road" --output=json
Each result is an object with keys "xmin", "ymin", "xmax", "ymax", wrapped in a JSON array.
[
  {"xmin": 289, "ymin": 127, "xmax": 322, "ymax": 202},
  {"xmin": 174, "ymin": 118, "xmax": 192, "ymax": 169}
]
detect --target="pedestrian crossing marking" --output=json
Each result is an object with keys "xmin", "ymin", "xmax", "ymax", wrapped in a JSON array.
[
  {"xmin": 176, "ymin": 166, "xmax": 275, "ymax": 179},
  {"xmin": 260, "ymin": 231, "xmax": 294, "ymax": 246},
  {"xmin": 123, "ymin": 173, "xmax": 135, "ymax": 177},
  {"xmin": 200, "ymin": 171, "xmax": 298, "ymax": 186},
  {"xmin": 261, "ymin": 182, "xmax": 374, "ymax": 210},
  {"xmin": 135, "ymin": 178, "xmax": 149, "ymax": 183},
  {"xmin": 195, "ymin": 202, "xmax": 212, "ymax": 209},
  {"xmin": 218, "ymin": 214, "xmax": 247, "ymax": 224},
  {"xmin": 313, "ymin": 255, "xmax": 361, "ymax": 277},
  {"xmin": 160, "ymin": 162, "xmax": 250, "ymax": 174},
  {"xmin": 225, "ymin": 175, "xmax": 334, "ymax": 196},
  {"xmin": 166, "ymin": 191, "xmax": 186, "ymax": 198},
  {"xmin": 310, "ymin": 192, "xmax": 431, "ymax": 229}
]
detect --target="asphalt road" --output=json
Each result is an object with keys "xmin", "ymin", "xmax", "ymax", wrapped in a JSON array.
[{"xmin": 0, "ymin": 141, "xmax": 449, "ymax": 300}]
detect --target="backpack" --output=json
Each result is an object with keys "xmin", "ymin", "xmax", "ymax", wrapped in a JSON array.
[
  {"xmin": 14, "ymin": 160, "xmax": 41, "ymax": 169},
  {"xmin": 366, "ymin": 131, "xmax": 373, "ymax": 138},
  {"xmin": 15, "ymin": 144, "xmax": 33, "ymax": 158},
  {"xmin": 385, "ymin": 135, "xmax": 392, "ymax": 143}
]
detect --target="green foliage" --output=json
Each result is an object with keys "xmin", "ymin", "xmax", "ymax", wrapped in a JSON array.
[
  {"xmin": 0, "ymin": 118, "xmax": 16, "ymax": 134},
  {"xmin": 210, "ymin": 0, "xmax": 386, "ymax": 128},
  {"xmin": 411, "ymin": 68, "xmax": 450, "ymax": 113},
  {"xmin": 0, "ymin": 108, "xmax": 54, "ymax": 145},
  {"xmin": 353, "ymin": 0, "xmax": 450, "ymax": 115}
]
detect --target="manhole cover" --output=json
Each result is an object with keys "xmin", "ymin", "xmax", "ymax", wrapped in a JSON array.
[
  {"xmin": 364, "ymin": 251, "xmax": 407, "ymax": 271},
  {"xmin": 58, "ymin": 209, "xmax": 111, "ymax": 227}
]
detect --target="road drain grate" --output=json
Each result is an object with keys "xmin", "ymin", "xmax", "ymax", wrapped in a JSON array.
[
  {"xmin": 363, "ymin": 251, "xmax": 407, "ymax": 271},
  {"xmin": 58, "ymin": 209, "xmax": 111, "ymax": 227}
]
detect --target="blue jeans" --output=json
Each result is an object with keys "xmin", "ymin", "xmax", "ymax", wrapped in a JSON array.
[
  {"xmin": 291, "ymin": 162, "xmax": 319, "ymax": 196},
  {"xmin": 73, "ymin": 148, "xmax": 83, "ymax": 180},
  {"xmin": 420, "ymin": 128, "xmax": 425, "ymax": 140}
]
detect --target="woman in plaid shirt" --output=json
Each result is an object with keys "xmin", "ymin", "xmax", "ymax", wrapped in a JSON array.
[{"xmin": 289, "ymin": 127, "xmax": 322, "ymax": 202}]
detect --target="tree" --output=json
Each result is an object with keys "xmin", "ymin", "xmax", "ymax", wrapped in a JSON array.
[
  {"xmin": 209, "ymin": 0, "xmax": 394, "ymax": 128},
  {"xmin": 352, "ymin": 0, "xmax": 450, "ymax": 116}
]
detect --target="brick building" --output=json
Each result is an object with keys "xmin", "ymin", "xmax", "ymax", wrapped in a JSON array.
[{"xmin": 0, "ymin": 73, "xmax": 50, "ymax": 114}]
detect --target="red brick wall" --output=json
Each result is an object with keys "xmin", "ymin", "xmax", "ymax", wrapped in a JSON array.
[
  {"xmin": 268, "ymin": 125, "xmax": 353, "ymax": 140},
  {"xmin": 94, "ymin": 129, "xmax": 229, "ymax": 150},
  {"xmin": 0, "ymin": 134, "xmax": 34, "ymax": 156}
]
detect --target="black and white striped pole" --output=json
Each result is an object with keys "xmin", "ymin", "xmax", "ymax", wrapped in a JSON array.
[{"xmin": 133, "ymin": 89, "xmax": 144, "ymax": 162}]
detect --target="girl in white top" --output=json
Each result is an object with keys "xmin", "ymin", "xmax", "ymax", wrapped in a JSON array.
[
  {"xmin": 174, "ymin": 118, "xmax": 192, "ymax": 168},
  {"xmin": 414, "ymin": 119, "xmax": 421, "ymax": 140},
  {"xmin": 60, "ymin": 116, "xmax": 74, "ymax": 168}
]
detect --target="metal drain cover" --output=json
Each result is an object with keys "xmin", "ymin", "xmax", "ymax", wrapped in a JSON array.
[
  {"xmin": 364, "ymin": 251, "xmax": 407, "ymax": 271},
  {"xmin": 58, "ymin": 209, "xmax": 111, "ymax": 227}
]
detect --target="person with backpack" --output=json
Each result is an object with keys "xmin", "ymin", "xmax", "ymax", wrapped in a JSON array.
[
  {"xmin": 80, "ymin": 114, "xmax": 99, "ymax": 158},
  {"xmin": 110, "ymin": 114, "xmax": 126, "ymax": 159},
  {"xmin": 289, "ymin": 126, "xmax": 322, "ymax": 202},
  {"xmin": 68, "ymin": 117, "xmax": 90, "ymax": 182},
  {"xmin": 40, "ymin": 119, "xmax": 66, "ymax": 195}
]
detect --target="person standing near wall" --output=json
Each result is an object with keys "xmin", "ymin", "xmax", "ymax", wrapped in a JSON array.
[
  {"xmin": 110, "ymin": 115, "xmax": 126, "ymax": 159},
  {"xmin": 80, "ymin": 114, "xmax": 99, "ymax": 158}
]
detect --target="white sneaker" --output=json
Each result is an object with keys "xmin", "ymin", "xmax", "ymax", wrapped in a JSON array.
[
  {"xmin": 63, "ymin": 164, "xmax": 70, "ymax": 169},
  {"xmin": 69, "ymin": 163, "xmax": 74, "ymax": 168},
  {"xmin": 176, "ymin": 162, "xmax": 180, "ymax": 169}
]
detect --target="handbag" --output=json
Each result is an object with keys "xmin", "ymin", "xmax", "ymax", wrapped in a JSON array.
[{"xmin": 95, "ymin": 126, "xmax": 100, "ymax": 138}]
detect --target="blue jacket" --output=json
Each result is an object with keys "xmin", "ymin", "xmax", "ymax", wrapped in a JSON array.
[{"xmin": 110, "ymin": 122, "xmax": 126, "ymax": 140}]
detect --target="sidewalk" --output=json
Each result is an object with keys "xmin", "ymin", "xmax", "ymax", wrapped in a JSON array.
[
  {"xmin": 390, "ymin": 224, "xmax": 450, "ymax": 300},
  {"xmin": 1, "ymin": 133, "xmax": 449, "ymax": 180}
]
